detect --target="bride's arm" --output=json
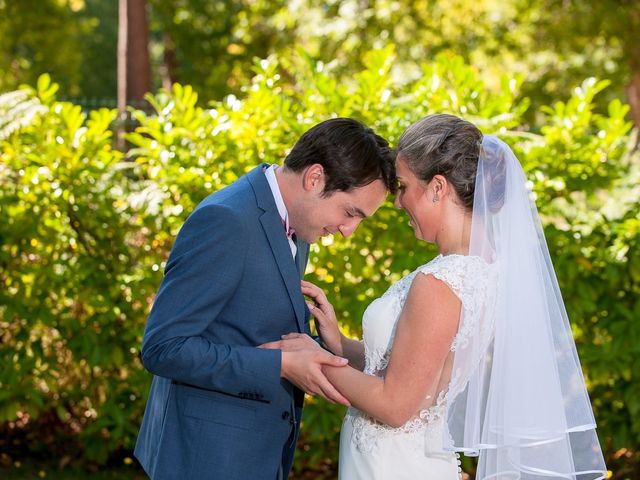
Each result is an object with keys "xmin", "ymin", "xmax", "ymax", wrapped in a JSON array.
[
  {"xmin": 324, "ymin": 334, "xmax": 365, "ymax": 371},
  {"xmin": 322, "ymin": 273, "xmax": 461, "ymax": 427}
]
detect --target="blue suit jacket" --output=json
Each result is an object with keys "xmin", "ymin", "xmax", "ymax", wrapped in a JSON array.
[{"xmin": 134, "ymin": 165, "xmax": 311, "ymax": 479}]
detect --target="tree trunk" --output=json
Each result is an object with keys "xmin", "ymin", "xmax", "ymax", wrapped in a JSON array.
[
  {"xmin": 627, "ymin": 68, "xmax": 640, "ymax": 131},
  {"xmin": 116, "ymin": 0, "xmax": 151, "ymax": 151},
  {"xmin": 116, "ymin": 0, "xmax": 128, "ymax": 151},
  {"xmin": 126, "ymin": 0, "xmax": 152, "ymax": 103},
  {"xmin": 161, "ymin": 32, "xmax": 177, "ymax": 91},
  {"xmin": 624, "ymin": 7, "xmax": 640, "ymax": 134}
]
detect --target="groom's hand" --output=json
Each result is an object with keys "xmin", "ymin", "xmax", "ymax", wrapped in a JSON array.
[
  {"xmin": 281, "ymin": 348, "xmax": 350, "ymax": 406},
  {"xmin": 260, "ymin": 334, "xmax": 350, "ymax": 406}
]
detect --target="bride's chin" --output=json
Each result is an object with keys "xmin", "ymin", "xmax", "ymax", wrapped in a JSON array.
[
  {"xmin": 412, "ymin": 225, "xmax": 425, "ymax": 241},
  {"xmin": 408, "ymin": 219, "xmax": 420, "ymax": 237}
]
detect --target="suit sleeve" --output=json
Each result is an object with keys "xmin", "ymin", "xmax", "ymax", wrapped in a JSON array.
[{"xmin": 140, "ymin": 203, "xmax": 282, "ymax": 401}]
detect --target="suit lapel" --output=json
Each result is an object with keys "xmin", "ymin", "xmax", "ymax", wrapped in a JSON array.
[
  {"xmin": 249, "ymin": 165, "xmax": 307, "ymax": 333},
  {"xmin": 294, "ymin": 239, "xmax": 309, "ymax": 279},
  {"xmin": 294, "ymin": 240, "xmax": 312, "ymax": 335}
]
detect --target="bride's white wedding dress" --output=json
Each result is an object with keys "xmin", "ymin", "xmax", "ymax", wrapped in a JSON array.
[{"xmin": 338, "ymin": 254, "xmax": 494, "ymax": 479}]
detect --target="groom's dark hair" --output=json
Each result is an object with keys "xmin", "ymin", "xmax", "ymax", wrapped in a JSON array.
[{"xmin": 284, "ymin": 118, "xmax": 397, "ymax": 195}]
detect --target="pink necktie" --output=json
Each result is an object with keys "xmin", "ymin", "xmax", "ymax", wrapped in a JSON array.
[{"xmin": 282, "ymin": 218, "xmax": 295, "ymax": 239}]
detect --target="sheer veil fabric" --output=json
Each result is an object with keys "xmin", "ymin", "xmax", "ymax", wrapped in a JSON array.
[{"xmin": 443, "ymin": 136, "xmax": 607, "ymax": 479}]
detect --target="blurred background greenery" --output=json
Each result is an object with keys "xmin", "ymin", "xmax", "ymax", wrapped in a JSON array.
[{"xmin": 1, "ymin": 0, "xmax": 639, "ymax": 479}]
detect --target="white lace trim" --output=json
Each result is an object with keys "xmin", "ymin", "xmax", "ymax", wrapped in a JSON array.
[
  {"xmin": 363, "ymin": 347, "xmax": 391, "ymax": 376},
  {"xmin": 346, "ymin": 390, "xmax": 448, "ymax": 454}
]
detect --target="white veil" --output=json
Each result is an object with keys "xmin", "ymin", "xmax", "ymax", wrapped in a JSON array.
[{"xmin": 444, "ymin": 135, "xmax": 607, "ymax": 479}]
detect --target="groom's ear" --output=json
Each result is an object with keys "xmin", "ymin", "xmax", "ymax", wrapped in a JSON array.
[{"xmin": 302, "ymin": 164, "xmax": 325, "ymax": 193}]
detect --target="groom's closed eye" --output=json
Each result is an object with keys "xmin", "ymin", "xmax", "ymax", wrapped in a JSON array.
[{"xmin": 346, "ymin": 208, "xmax": 366, "ymax": 219}]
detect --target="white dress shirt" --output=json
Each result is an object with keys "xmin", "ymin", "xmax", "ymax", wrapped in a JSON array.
[{"xmin": 264, "ymin": 165, "xmax": 297, "ymax": 258}]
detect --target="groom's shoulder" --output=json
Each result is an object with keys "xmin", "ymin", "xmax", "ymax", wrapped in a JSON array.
[
  {"xmin": 197, "ymin": 166, "xmax": 263, "ymax": 211},
  {"xmin": 192, "ymin": 166, "xmax": 268, "ymax": 223}
]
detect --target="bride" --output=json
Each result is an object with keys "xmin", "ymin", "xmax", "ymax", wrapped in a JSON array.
[{"xmin": 269, "ymin": 114, "xmax": 607, "ymax": 479}]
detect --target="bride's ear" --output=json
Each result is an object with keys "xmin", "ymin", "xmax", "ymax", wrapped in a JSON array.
[{"xmin": 428, "ymin": 175, "xmax": 448, "ymax": 203}]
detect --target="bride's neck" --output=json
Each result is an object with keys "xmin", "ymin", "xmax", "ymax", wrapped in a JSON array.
[{"xmin": 436, "ymin": 209, "xmax": 471, "ymax": 256}]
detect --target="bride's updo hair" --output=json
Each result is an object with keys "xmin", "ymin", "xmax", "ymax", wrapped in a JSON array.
[{"xmin": 397, "ymin": 114, "xmax": 482, "ymax": 212}]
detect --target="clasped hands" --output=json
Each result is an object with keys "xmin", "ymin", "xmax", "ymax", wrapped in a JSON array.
[{"xmin": 259, "ymin": 280, "xmax": 349, "ymax": 406}]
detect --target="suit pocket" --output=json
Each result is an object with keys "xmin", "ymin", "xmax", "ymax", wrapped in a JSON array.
[{"xmin": 183, "ymin": 392, "xmax": 256, "ymax": 430}]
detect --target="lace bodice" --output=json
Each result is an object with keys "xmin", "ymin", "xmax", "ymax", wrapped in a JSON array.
[{"xmin": 347, "ymin": 254, "xmax": 495, "ymax": 453}]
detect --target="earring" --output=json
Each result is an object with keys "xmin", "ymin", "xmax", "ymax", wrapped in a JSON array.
[{"xmin": 432, "ymin": 195, "xmax": 439, "ymax": 203}]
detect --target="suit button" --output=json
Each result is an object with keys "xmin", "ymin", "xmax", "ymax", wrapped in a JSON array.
[{"xmin": 281, "ymin": 411, "xmax": 290, "ymax": 420}]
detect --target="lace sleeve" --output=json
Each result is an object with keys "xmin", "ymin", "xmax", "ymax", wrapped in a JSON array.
[
  {"xmin": 416, "ymin": 255, "xmax": 468, "ymax": 300},
  {"xmin": 416, "ymin": 255, "xmax": 492, "ymax": 352}
]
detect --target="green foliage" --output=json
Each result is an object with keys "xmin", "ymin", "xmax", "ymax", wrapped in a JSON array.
[
  {"xmin": 0, "ymin": 0, "xmax": 84, "ymax": 96},
  {"xmin": 0, "ymin": 0, "xmax": 117, "ymax": 99},
  {"xmin": 0, "ymin": 89, "xmax": 47, "ymax": 142},
  {"xmin": 516, "ymin": 0, "xmax": 640, "ymax": 123},
  {"xmin": 148, "ymin": 0, "xmax": 291, "ymax": 96},
  {"xmin": 0, "ymin": 74, "xmax": 152, "ymax": 463},
  {"xmin": 2, "ymin": 0, "xmax": 637, "ymax": 132},
  {"xmin": 1, "ymin": 49, "xmax": 638, "ymax": 477},
  {"xmin": 523, "ymin": 78, "xmax": 631, "ymax": 202}
]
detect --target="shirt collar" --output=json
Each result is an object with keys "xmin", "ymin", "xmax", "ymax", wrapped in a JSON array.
[{"xmin": 263, "ymin": 165, "xmax": 291, "ymax": 232}]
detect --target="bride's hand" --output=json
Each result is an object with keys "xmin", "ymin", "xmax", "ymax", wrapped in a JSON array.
[{"xmin": 301, "ymin": 280, "xmax": 343, "ymax": 355}]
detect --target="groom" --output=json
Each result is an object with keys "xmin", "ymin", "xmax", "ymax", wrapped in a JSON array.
[{"xmin": 134, "ymin": 118, "xmax": 396, "ymax": 479}]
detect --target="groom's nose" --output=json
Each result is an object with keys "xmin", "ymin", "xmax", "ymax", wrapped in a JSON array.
[{"xmin": 337, "ymin": 220, "xmax": 359, "ymax": 238}]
